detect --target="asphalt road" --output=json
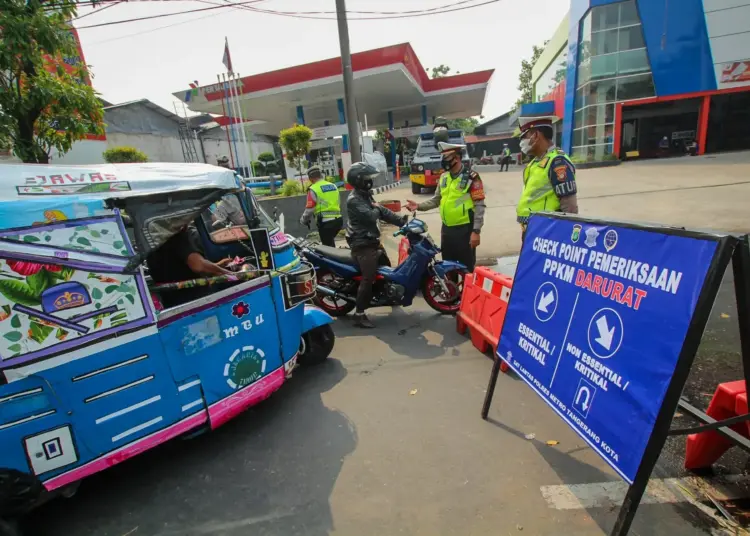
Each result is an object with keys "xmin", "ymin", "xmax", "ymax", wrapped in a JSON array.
[{"xmin": 24, "ymin": 300, "xmax": 733, "ymax": 536}]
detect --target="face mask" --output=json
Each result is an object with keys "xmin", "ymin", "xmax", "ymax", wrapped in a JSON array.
[
  {"xmin": 520, "ymin": 137, "xmax": 533, "ymax": 155},
  {"xmin": 441, "ymin": 153, "xmax": 458, "ymax": 169}
]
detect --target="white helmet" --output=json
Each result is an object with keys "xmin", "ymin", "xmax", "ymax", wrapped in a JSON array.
[{"xmin": 437, "ymin": 141, "xmax": 466, "ymax": 153}]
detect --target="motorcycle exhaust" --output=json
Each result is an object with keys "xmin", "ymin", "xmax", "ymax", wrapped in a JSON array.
[{"xmin": 316, "ymin": 285, "xmax": 356, "ymax": 303}]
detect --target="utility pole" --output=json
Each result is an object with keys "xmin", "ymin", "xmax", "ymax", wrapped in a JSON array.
[{"xmin": 335, "ymin": 0, "xmax": 362, "ymax": 162}]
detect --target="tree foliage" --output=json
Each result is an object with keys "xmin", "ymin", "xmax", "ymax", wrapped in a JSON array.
[
  {"xmin": 0, "ymin": 0, "xmax": 105, "ymax": 163},
  {"xmin": 279, "ymin": 124, "xmax": 312, "ymax": 186},
  {"xmin": 103, "ymin": 146, "xmax": 148, "ymax": 163},
  {"xmin": 257, "ymin": 151, "xmax": 276, "ymax": 163},
  {"xmin": 446, "ymin": 118, "xmax": 479, "ymax": 135},
  {"xmin": 514, "ymin": 44, "xmax": 547, "ymax": 110},
  {"xmin": 426, "ymin": 65, "xmax": 452, "ymax": 79}
]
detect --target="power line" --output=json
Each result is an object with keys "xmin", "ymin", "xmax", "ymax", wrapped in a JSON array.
[
  {"xmin": 76, "ymin": 0, "xmax": 265, "ymax": 28},
  {"xmin": 76, "ymin": 0, "xmax": 503, "ymax": 29},
  {"xmin": 88, "ymin": 8, "xmax": 228, "ymax": 44},
  {"xmin": 75, "ymin": 1, "xmax": 122, "ymax": 20}
]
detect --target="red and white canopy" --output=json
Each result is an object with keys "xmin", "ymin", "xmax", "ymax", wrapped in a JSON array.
[{"xmin": 174, "ymin": 43, "xmax": 493, "ymax": 136}]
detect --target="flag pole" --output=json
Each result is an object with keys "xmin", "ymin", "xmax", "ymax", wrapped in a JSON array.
[
  {"xmin": 221, "ymin": 73, "xmax": 242, "ymax": 174},
  {"xmin": 228, "ymin": 72, "xmax": 252, "ymax": 178},
  {"xmin": 217, "ymin": 73, "xmax": 235, "ymax": 168},
  {"xmin": 233, "ymin": 73, "xmax": 254, "ymax": 178}
]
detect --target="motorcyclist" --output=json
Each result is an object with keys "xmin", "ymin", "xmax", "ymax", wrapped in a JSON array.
[{"xmin": 346, "ymin": 162, "xmax": 408, "ymax": 329}]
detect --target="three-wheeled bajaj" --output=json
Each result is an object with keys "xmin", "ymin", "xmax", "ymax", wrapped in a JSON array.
[{"xmin": 0, "ymin": 163, "xmax": 334, "ymax": 535}]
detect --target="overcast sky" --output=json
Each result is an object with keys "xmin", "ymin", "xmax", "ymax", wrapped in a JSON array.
[{"xmin": 74, "ymin": 0, "xmax": 568, "ymax": 124}]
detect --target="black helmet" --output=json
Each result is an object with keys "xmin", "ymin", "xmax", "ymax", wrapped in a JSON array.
[{"xmin": 347, "ymin": 162, "xmax": 378, "ymax": 191}]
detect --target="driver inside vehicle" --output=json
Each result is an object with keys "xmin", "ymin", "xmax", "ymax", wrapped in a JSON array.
[
  {"xmin": 211, "ymin": 195, "xmax": 246, "ymax": 227},
  {"xmin": 147, "ymin": 224, "xmax": 233, "ymax": 308}
]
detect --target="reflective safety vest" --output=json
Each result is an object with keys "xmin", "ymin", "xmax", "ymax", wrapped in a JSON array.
[
  {"xmin": 439, "ymin": 169, "xmax": 474, "ymax": 227},
  {"xmin": 502, "ymin": 147, "xmax": 511, "ymax": 157},
  {"xmin": 309, "ymin": 180, "xmax": 342, "ymax": 220},
  {"xmin": 516, "ymin": 148, "xmax": 572, "ymax": 222}
]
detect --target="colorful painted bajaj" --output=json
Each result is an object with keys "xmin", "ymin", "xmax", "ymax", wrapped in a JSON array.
[{"xmin": 0, "ymin": 163, "xmax": 334, "ymax": 534}]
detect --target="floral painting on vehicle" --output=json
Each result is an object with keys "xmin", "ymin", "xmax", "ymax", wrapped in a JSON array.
[
  {"xmin": 0, "ymin": 216, "xmax": 132, "ymax": 258},
  {"xmin": 0, "ymin": 259, "xmax": 151, "ymax": 368}
]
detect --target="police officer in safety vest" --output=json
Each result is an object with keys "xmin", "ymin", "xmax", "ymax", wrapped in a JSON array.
[
  {"xmin": 406, "ymin": 134, "xmax": 486, "ymax": 271},
  {"xmin": 300, "ymin": 165, "xmax": 343, "ymax": 247},
  {"xmin": 516, "ymin": 116, "xmax": 578, "ymax": 241}
]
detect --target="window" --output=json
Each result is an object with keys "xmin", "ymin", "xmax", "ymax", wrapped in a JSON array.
[
  {"xmin": 534, "ymin": 46, "xmax": 568, "ymax": 102},
  {"xmin": 617, "ymin": 49, "xmax": 650, "ymax": 76},
  {"xmin": 618, "ymin": 26, "xmax": 645, "ymax": 51},
  {"xmin": 573, "ymin": 0, "xmax": 654, "ymax": 159},
  {"xmin": 591, "ymin": 3, "xmax": 620, "ymax": 32},
  {"xmin": 591, "ymin": 29, "xmax": 618, "ymax": 56},
  {"xmin": 201, "ymin": 192, "xmax": 277, "ymax": 244},
  {"xmin": 616, "ymin": 73, "xmax": 655, "ymax": 101}
]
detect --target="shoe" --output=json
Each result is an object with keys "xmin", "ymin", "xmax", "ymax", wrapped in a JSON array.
[{"xmin": 353, "ymin": 313, "xmax": 375, "ymax": 329}]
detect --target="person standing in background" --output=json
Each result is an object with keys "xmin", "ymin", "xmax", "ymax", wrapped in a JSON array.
[{"xmin": 300, "ymin": 166, "xmax": 343, "ymax": 247}]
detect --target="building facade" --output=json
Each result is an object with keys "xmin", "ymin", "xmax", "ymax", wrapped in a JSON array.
[{"xmin": 530, "ymin": 0, "xmax": 750, "ymax": 160}]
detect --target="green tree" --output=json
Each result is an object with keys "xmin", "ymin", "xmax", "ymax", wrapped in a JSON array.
[
  {"xmin": 103, "ymin": 146, "xmax": 148, "ymax": 163},
  {"xmin": 514, "ymin": 44, "xmax": 547, "ymax": 110},
  {"xmin": 257, "ymin": 151, "xmax": 276, "ymax": 163},
  {"xmin": 427, "ymin": 65, "xmax": 452, "ymax": 79},
  {"xmin": 446, "ymin": 118, "xmax": 479, "ymax": 135},
  {"xmin": 0, "ymin": 0, "xmax": 105, "ymax": 163},
  {"xmin": 279, "ymin": 124, "xmax": 313, "ymax": 188}
]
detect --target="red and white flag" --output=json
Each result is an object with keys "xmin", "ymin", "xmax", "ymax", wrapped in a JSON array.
[{"xmin": 222, "ymin": 37, "xmax": 233, "ymax": 74}]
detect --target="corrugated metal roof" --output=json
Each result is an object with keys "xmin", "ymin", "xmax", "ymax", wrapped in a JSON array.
[{"xmin": 103, "ymin": 99, "xmax": 183, "ymax": 124}]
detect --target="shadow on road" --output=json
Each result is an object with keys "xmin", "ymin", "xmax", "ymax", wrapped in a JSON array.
[
  {"xmin": 334, "ymin": 306, "xmax": 465, "ymax": 361},
  {"xmin": 25, "ymin": 359, "xmax": 355, "ymax": 536}
]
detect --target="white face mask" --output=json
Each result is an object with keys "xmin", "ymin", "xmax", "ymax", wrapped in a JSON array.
[{"xmin": 519, "ymin": 138, "xmax": 532, "ymax": 155}]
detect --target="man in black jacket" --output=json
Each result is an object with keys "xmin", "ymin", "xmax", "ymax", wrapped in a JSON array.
[{"xmin": 346, "ymin": 162, "xmax": 407, "ymax": 328}]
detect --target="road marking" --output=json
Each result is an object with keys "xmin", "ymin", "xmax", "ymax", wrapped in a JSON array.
[{"xmin": 541, "ymin": 476, "xmax": 749, "ymax": 510}]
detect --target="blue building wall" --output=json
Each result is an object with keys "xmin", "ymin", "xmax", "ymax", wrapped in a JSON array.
[{"xmin": 562, "ymin": 0, "xmax": 719, "ymax": 154}]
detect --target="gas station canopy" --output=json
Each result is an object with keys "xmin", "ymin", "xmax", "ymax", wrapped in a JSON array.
[{"xmin": 174, "ymin": 43, "xmax": 493, "ymax": 136}]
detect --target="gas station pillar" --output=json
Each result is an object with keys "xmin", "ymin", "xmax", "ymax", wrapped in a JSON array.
[
  {"xmin": 388, "ymin": 111, "xmax": 396, "ymax": 175},
  {"xmin": 421, "ymin": 105, "xmax": 428, "ymax": 125},
  {"xmin": 337, "ymin": 98, "xmax": 352, "ymax": 173},
  {"xmin": 296, "ymin": 105, "xmax": 305, "ymax": 125}
]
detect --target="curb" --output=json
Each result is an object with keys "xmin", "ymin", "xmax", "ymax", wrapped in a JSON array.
[{"xmin": 371, "ymin": 180, "xmax": 403, "ymax": 195}]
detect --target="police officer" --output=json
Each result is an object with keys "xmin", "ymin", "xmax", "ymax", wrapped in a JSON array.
[
  {"xmin": 300, "ymin": 165, "xmax": 343, "ymax": 247},
  {"xmin": 406, "ymin": 136, "xmax": 486, "ymax": 271},
  {"xmin": 515, "ymin": 117, "xmax": 578, "ymax": 241},
  {"xmin": 500, "ymin": 143, "xmax": 512, "ymax": 172}
]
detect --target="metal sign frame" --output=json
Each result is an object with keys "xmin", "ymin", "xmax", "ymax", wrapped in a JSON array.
[{"xmin": 481, "ymin": 213, "xmax": 748, "ymax": 536}]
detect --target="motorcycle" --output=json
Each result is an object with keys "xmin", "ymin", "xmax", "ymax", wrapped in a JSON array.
[{"xmin": 294, "ymin": 217, "xmax": 467, "ymax": 316}]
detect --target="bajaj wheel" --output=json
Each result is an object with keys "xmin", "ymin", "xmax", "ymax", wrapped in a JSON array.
[
  {"xmin": 422, "ymin": 269, "xmax": 464, "ymax": 314},
  {"xmin": 298, "ymin": 324, "xmax": 335, "ymax": 366},
  {"xmin": 411, "ymin": 182, "xmax": 421, "ymax": 194},
  {"xmin": 313, "ymin": 270, "xmax": 356, "ymax": 317}
]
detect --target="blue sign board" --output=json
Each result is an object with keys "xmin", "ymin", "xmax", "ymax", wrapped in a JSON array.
[{"xmin": 497, "ymin": 215, "xmax": 719, "ymax": 482}]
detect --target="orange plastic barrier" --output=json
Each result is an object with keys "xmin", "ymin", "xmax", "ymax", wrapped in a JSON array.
[
  {"xmin": 684, "ymin": 380, "xmax": 750, "ymax": 470},
  {"xmin": 457, "ymin": 267, "xmax": 513, "ymax": 371}
]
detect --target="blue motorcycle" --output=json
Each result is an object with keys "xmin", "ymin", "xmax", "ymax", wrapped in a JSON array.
[{"xmin": 295, "ymin": 218, "xmax": 467, "ymax": 316}]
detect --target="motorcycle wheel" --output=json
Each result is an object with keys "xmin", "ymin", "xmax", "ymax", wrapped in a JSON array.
[
  {"xmin": 313, "ymin": 270, "xmax": 356, "ymax": 317},
  {"xmin": 422, "ymin": 269, "xmax": 464, "ymax": 314},
  {"xmin": 298, "ymin": 324, "xmax": 335, "ymax": 366}
]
